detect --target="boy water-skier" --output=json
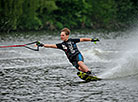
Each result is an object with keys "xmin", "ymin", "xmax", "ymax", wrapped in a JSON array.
[{"xmin": 37, "ymin": 28, "xmax": 99, "ymax": 76}]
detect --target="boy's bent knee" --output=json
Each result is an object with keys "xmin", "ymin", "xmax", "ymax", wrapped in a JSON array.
[{"xmin": 78, "ymin": 61, "xmax": 83, "ymax": 65}]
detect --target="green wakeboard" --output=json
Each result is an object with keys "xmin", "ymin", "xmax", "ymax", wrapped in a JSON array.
[{"xmin": 77, "ymin": 72, "xmax": 102, "ymax": 82}]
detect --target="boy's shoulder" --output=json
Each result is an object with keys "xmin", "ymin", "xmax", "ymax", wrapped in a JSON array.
[{"xmin": 69, "ymin": 38, "xmax": 80, "ymax": 43}]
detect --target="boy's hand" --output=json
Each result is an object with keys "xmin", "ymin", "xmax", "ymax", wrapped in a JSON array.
[
  {"xmin": 91, "ymin": 38, "xmax": 100, "ymax": 42},
  {"xmin": 36, "ymin": 41, "xmax": 44, "ymax": 47}
]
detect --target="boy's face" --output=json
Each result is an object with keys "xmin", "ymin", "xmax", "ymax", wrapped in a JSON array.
[{"xmin": 60, "ymin": 32, "xmax": 69, "ymax": 41}]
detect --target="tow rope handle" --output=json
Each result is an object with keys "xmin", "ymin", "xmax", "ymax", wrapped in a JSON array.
[{"xmin": 0, "ymin": 41, "xmax": 41, "ymax": 51}]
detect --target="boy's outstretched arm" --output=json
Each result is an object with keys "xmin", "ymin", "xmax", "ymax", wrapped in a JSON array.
[
  {"xmin": 80, "ymin": 38, "xmax": 99, "ymax": 42},
  {"xmin": 43, "ymin": 44, "xmax": 57, "ymax": 48}
]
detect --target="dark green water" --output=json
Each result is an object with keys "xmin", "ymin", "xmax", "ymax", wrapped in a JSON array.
[{"xmin": 0, "ymin": 30, "xmax": 138, "ymax": 102}]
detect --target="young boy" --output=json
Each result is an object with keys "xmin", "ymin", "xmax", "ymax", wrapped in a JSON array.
[{"xmin": 38, "ymin": 28, "xmax": 99, "ymax": 75}]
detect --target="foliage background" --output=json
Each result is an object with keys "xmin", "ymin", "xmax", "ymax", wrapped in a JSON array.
[{"xmin": 0, "ymin": 0, "xmax": 138, "ymax": 32}]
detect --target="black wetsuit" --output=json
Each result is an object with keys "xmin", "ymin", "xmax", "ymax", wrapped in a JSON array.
[{"xmin": 56, "ymin": 38, "xmax": 84, "ymax": 69}]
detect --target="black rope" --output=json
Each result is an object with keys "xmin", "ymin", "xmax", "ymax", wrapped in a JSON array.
[{"xmin": 24, "ymin": 41, "xmax": 40, "ymax": 51}]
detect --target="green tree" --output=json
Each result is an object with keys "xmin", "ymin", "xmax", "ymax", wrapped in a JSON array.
[
  {"xmin": 54, "ymin": 0, "xmax": 93, "ymax": 29},
  {"xmin": 0, "ymin": 0, "xmax": 138, "ymax": 32},
  {"xmin": 0, "ymin": 0, "xmax": 24, "ymax": 32},
  {"xmin": 38, "ymin": 0, "xmax": 58, "ymax": 30},
  {"xmin": 115, "ymin": 0, "xmax": 138, "ymax": 27},
  {"xmin": 18, "ymin": 0, "xmax": 42, "ymax": 30},
  {"xmin": 88, "ymin": 0, "xmax": 117, "ymax": 29}
]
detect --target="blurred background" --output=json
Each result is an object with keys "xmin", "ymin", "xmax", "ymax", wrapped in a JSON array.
[{"xmin": 0, "ymin": 0, "xmax": 138, "ymax": 33}]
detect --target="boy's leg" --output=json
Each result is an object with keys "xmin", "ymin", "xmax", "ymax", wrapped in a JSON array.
[
  {"xmin": 78, "ymin": 61, "xmax": 91, "ymax": 73},
  {"xmin": 71, "ymin": 53, "xmax": 91, "ymax": 74}
]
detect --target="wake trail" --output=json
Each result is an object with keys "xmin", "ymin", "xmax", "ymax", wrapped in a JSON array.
[{"xmin": 98, "ymin": 28, "xmax": 138, "ymax": 79}]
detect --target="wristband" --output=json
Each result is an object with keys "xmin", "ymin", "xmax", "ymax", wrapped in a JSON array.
[
  {"xmin": 36, "ymin": 41, "xmax": 44, "ymax": 47},
  {"xmin": 91, "ymin": 38, "xmax": 100, "ymax": 42}
]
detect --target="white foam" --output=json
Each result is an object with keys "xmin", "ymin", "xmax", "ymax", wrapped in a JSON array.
[
  {"xmin": 99, "ymin": 28, "xmax": 138, "ymax": 79},
  {"xmin": 99, "ymin": 51, "xmax": 138, "ymax": 79},
  {"xmin": 82, "ymin": 48, "xmax": 112, "ymax": 63}
]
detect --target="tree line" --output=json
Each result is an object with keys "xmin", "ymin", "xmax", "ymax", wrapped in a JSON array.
[{"xmin": 0, "ymin": 0, "xmax": 138, "ymax": 32}]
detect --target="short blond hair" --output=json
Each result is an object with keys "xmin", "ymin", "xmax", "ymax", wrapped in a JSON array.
[{"xmin": 61, "ymin": 28, "xmax": 70, "ymax": 35}]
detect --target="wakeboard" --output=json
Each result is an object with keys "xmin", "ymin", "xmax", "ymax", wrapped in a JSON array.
[{"xmin": 77, "ymin": 72, "xmax": 102, "ymax": 82}]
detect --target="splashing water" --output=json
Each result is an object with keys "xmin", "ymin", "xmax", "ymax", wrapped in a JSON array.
[
  {"xmin": 99, "ymin": 51, "xmax": 138, "ymax": 79},
  {"xmin": 99, "ymin": 28, "xmax": 138, "ymax": 79}
]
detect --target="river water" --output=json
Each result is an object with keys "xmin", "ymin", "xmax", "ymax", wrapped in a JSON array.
[{"xmin": 0, "ymin": 29, "xmax": 138, "ymax": 102}]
